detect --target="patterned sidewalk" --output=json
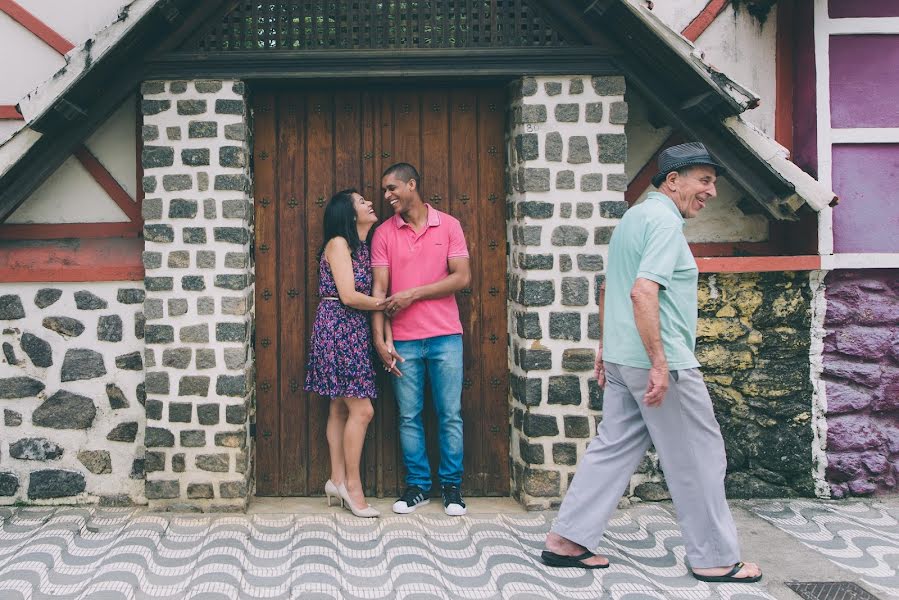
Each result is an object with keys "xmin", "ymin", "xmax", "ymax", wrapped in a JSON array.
[{"xmin": 0, "ymin": 499, "xmax": 896, "ymax": 600}]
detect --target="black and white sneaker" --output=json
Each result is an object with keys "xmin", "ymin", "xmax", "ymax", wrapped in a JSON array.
[
  {"xmin": 392, "ymin": 486, "xmax": 430, "ymax": 514},
  {"xmin": 442, "ymin": 484, "xmax": 467, "ymax": 516}
]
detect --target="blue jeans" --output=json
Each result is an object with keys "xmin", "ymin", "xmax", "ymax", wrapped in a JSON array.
[{"xmin": 392, "ymin": 334, "xmax": 464, "ymax": 489}]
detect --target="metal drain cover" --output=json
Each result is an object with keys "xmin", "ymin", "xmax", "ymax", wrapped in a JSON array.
[{"xmin": 786, "ymin": 582, "xmax": 881, "ymax": 600}]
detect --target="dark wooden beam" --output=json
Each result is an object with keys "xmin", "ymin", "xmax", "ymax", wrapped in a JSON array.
[{"xmin": 145, "ymin": 48, "xmax": 619, "ymax": 80}]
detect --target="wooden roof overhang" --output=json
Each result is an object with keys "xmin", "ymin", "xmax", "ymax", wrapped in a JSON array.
[{"xmin": 0, "ymin": 0, "xmax": 829, "ymax": 225}]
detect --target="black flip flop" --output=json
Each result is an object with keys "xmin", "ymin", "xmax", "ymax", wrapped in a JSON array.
[
  {"xmin": 541, "ymin": 549, "xmax": 610, "ymax": 569},
  {"xmin": 692, "ymin": 562, "xmax": 762, "ymax": 583}
]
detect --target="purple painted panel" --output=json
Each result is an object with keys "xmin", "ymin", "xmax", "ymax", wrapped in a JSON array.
[
  {"xmin": 831, "ymin": 144, "xmax": 899, "ymax": 253},
  {"xmin": 830, "ymin": 35, "xmax": 899, "ymax": 128},
  {"xmin": 829, "ymin": 0, "xmax": 899, "ymax": 18}
]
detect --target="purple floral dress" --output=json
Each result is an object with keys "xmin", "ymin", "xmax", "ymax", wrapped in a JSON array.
[{"xmin": 304, "ymin": 243, "xmax": 378, "ymax": 399}]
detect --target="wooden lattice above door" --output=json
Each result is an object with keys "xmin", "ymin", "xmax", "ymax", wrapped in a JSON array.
[{"xmin": 187, "ymin": 1, "xmax": 582, "ymax": 51}]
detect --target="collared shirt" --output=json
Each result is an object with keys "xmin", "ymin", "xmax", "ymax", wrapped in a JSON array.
[
  {"xmin": 603, "ymin": 192, "xmax": 701, "ymax": 370},
  {"xmin": 371, "ymin": 204, "xmax": 469, "ymax": 341}
]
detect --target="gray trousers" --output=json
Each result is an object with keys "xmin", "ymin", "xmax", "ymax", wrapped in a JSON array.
[{"xmin": 552, "ymin": 362, "xmax": 740, "ymax": 569}]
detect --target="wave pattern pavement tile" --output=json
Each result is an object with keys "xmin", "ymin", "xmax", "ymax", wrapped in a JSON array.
[
  {"xmin": 748, "ymin": 500, "xmax": 899, "ymax": 599},
  {"xmin": 0, "ymin": 504, "xmax": 774, "ymax": 600}
]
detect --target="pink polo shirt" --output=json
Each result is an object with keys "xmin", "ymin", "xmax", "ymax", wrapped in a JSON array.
[{"xmin": 371, "ymin": 205, "xmax": 469, "ymax": 341}]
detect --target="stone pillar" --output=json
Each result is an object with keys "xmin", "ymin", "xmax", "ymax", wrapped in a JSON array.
[
  {"xmin": 140, "ymin": 79, "xmax": 253, "ymax": 510},
  {"xmin": 506, "ymin": 76, "xmax": 628, "ymax": 509}
]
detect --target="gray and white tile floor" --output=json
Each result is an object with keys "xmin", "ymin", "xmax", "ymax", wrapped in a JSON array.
[{"xmin": 0, "ymin": 497, "xmax": 896, "ymax": 600}]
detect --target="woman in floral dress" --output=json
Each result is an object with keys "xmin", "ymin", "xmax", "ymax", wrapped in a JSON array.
[{"xmin": 304, "ymin": 189, "xmax": 393, "ymax": 517}]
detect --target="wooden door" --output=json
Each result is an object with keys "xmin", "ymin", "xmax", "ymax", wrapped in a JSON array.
[{"xmin": 253, "ymin": 88, "xmax": 509, "ymax": 497}]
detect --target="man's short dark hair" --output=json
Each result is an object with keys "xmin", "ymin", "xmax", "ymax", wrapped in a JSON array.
[{"xmin": 382, "ymin": 162, "xmax": 421, "ymax": 188}]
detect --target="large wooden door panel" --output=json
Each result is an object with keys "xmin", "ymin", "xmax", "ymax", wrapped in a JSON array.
[{"xmin": 254, "ymin": 88, "xmax": 510, "ymax": 497}]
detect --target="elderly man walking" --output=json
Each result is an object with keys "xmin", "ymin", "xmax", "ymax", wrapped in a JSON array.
[{"xmin": 541, "ymin": 143, "xmax": 762, "ymax": 583}]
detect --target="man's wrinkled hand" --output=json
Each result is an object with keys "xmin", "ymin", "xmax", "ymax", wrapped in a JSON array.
[{"xmin": 643, "ymin": 363, "xmax": 669, "ymax": 407}]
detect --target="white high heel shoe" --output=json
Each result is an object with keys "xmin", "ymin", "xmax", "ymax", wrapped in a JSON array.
[
  {"xmin": 338, "ymin": 483, "xmax": 380, "ymax": 518},
  {"xmin": 325, "ymin": 479, "xmax": 343, "ymax": 508}
]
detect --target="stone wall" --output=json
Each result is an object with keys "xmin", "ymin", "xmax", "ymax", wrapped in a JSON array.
[
  {"xmin": 505, "ymin": 75, "xmax": 628, "ymax": 509},
  {"xmin": 140, "ymin": 79, "xmax": 254, "ymax": 510},
  {"xmin": 823, "ymin": 269, "xmax": 899, "ymax": 497},
  {"xmin": 0, "ymin": 283, "xmax": 146, "ymax": 505}
]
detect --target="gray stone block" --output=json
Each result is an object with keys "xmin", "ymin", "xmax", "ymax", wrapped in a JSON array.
[
  {"xmin": 545, "ymin": 132, "xmax": 562, "ymax": 162},
  {"xmin": 0, "ymin": 472, "xmax": 18, "ymax": 496},
  {"xmin": 520, "ymin": 347, "xmax": 552, "ymax": 370},
  {"xmin": 567, "ymin": 136, "xmax": 591, "ymax": 163},
  {"xmin": 145, "ymin": 427, "xmax": 175, "ymax": 447},
  {"xmin": 551, "ymin": 225, "xmax": 588, "ymax": 246},
  {"xmin": 224, "ymin": 123, "xmax": 246, "ymax": 140},
  {"xmin": 517, "ymin": 202, "xmax": 553, "ymax": 219},
  {"xmin": 141, "ymin": 100, "xmax": 170, "ymax": 115},
  {"xmin": 42, "ymin": 316, "xmax": 84, "ymax": 338},
  {"xmin": 216, "ymin": 99, "xmax": 244, "ymax": 115},
  {"xmin": 587, "ymin": 313, "xmax": 601, "ymax": 340},
  {"xmin": 173, "ymin": 454, "xmax": 186, "ymax": 472},
  {"xmin": 169, "ymin": 402, "xmax": 193, "ymax": 422},
  {"xmin": 559, "ymin": 255, "xmax": 572, "ymax": 272},
  {"xmin": 592, "ymin": 76, "xmax": 626, "ymax": 95},
  {"xmin": 177, "ymin": 100, "xmax": 206, "ymax": 115},
  {"xmin": 203, "ymin": 197, "xmax": 216, "ymax": 218},
  {"xmin": 145, "ymin": 451, "xmax": 164, "ymax": 472},
  {"xmin": 181, "ymin": 430, "xmax": 206, "ymax": 447},
  {"xmin": 143, "ymin": 176, "xmax": 157, "ymax": 193},
  {"xmin": 106, "ymin": 383, "xmax": 129, "ymax": 410},
  {"xmin": 224, "ymin": 252, "xmax": 247, "ymax": 269},
  {"xmin": 521, "ymin": 77, "xmax": 537, "ymax": 96},
  {"xmin": 166, "ymin": 126, "xmax": 181, "ymax": 140},
  {"xmin": 142, "ymin": 197, "xmax": 163, "ymax": 220},
  {"xmin": 519, "ymin": 253, "xmax": 553, "ymax": 270},
  {"xmin": 609, "ymin": 101, "xmax": 629, "ymax": 124},
  {"xmin": 594, "ymin": 274, "xmax": 605, "ymax": 304},
  {"xmin": 544, "ymin": 81, "xmax": 562, "ymax": 96},
  {"xmin": 522, "ymin": 169, "xmax": 550, "ymax": 192},
  {"xmin": 226, "ymin": 403, "xmax": 248, "ymax": 424},
  {"xmin": 60, "ymin": 349, "xmax": 106, "ymax": 381},
  {"xmin": 145, "ymin": 324, "xmax": 174, "ymax": 344},
  {"xmin": 145, "ymin": 372, "xmax": 170, "ymax": 395},
  {"xmin": 222, "ymin": 199, "xmax": 247, "ymax": 219},
  {"xmin": 187, "ymin": 483, "xmax": 215, "ymax": 499},
  {"xmin": 28, "ymin": 470, "xmax": 85, "ymax": 499},
  {"xmin": 576, "ymin": 202, "xmax": 594, "ymax": 218},
  {"xmin": 562, "ymin": 277, "xmax": 589, "ymax": 306},
  {"xmin": 189, "ymin": 121, "xmax": 218, "ymax": 138},
  {"xmin": 4, "ymin": 409, "xmax": 22, "ymax": 426},
  {"xmin": 179, "ymin": 376, "xmax": 210, "ymax": 397},
  {"xmin": 600, "ymin": 201, "xmax": 628, "ymax": 218},
  {"xmin": 198, "ymin": 297, "xmax": 215, "ymax": 315},
  {"xmin": 163, "ymin": 174, "xmax": 192, "ymax": 191},
  {"xmin": 142, "ymin": 251, "xmax": 162, "ymax": 270},
  {"xmin": 195, "ymin": 80, "xmax": 223, "ymax": 93},
  {"xmin": 511, "ymin": 375, "xmax": 542, "ymax": 407},
  {"xmin": 215, "ymin": 431, "xmax": 246, "ymax": 448},
  {"xmin": 162, "ymin": 347, "xmax": 192, "ymax": 369},
  {"xmin": 520, "ymin": 104, "xmax": 547, "ymax": 123},
  {"xmin": 516, "ymin": 312, "xmax": 542, "ymax": 339},
  {"xmin": 21, "ymin": 333, "xmax": 52, "ymax": 367},
  {"xmin": 607, "ymin": 173, "xmax": 628, "ymax": 192},
  {"xmin": 142, "ymin": 146, "xmax": 174, "ymax": 169},
  {"xmin": 548, "ymin": 375, "xmax": 581, "ymax": 405},
  {"xmin": 581, "ymin": 173, "xmax": 603, "ymax": 192},
  {"xmin": 183, "ymin": 227, "xmax": 207, "ymax": 244},
  {"xmin": 34, "ymin": 288, "xmax": 62, "ymax": 309},
  {"xmin": 198, "ymin": 403, "xmax": 219, "ymax": 425},
  {"xmin": 520, "ymin": 439, "xmax": 544, "ymax": 465},
  {"xmin": 181, "ymin": 275, "xmax": 206, "ymax": 291},
  {"xmin": 553, "ymin": 443, "xmax": 578, "ymax": 466},
  {"xmin": 215, "ymin": 274, "xmax": 249, "ymax": 290},
  {"xmin": 220, "ymin": 481, "xmax": 247, "ymax": 498},
  {"xmin": 555, "ymin": 104, "xmax": 579, "ymax": 123},
  {"xmin": 107, "ymin": 421, "xmax": 138, "ymax": 442},
  {"xmin": 180, "ymin": 324, "xmax": 209, "ymax": 343},
  {"xmin": 562, "ymin": 415, "xmax": 590, "ymax": 438},
  {"xmin": 224, "ymin": 348, "xmax": 246, "ymax": 369},
  {"xmin": 144, "ymin": 298, "xmax": 164, "ymax": 320},
  {"xmin": 549, "ymin": 313, "xmax": 581, "ymax": 341},
  {"xmin": 588, "ymin": 379, "xmax": 604, "ymax": 410},
  {"xmin": 577, "ymin": 254, "xmax": 604, "ymax": 271},
  {"xmin": 518, "ymin": 280, "xmax": 554, "ymax": 306},
  {"xmin": 515, "ymin": 134, "xmax": 539, "ymax": 161},
  {"xmin": 74, "ymin": 290, "xmax": 106, "ymax": 310},
  {"xmin": 523, "ymin": 413, "xmax": 558, "ymax": 437},
  {"xmin": 220, "ymin": 146, "xmax": 246, "ymax": 168},
  {"xmin": 115, "ymin": 351, "xmax": 143, "ymax": 371},
  {"xmin": 181, "ymin": 149, "xmax": 209, "ymax": 166},
  {"xmin": 145, "ymin": 399, "xmax": 163, "ymax": 420},
  {"xmin": 217, "ymin": 374, "xmax": 246, "ymax": 397},
  {"xmin": 196, "ymin": 348, "xmax": 216, "ymax": 369},
  {"xmin": 170, "ymin": 81, "xmax": 188, "ymax": 93},
  {"xmin": 117, "ymin": 288, "xmax": 145, "ymax": 304},
  {"xmin": 214, "ymin": 175, "xmax": 249, "ymax": 191},
  {"xmin": 10, "ymin": 437, "xmax": 64, "ymax": 460},
  {"xmin": 216, "ymin": 322, "xmax": 246, "ymax": 342},
  {"xmin": 585, "ymin": 102, "xmax": 603, "ymax": 123},
  {"xmin": 141, "ymin": 81, "xmax": 165, "ymax": 95},
  {"xmin": 0, "ymin": 376, "xmax": 44, "ymax": 399},
  {"xmin": 145, "ymin": 480, "xmax": 179, "ymax": 499},
  {"xmin": 563, "ymin": 348, "xmax": 595, "ymax": 371},
  {"xmin": 560, "ymin": 203, "xmax": 572, "ymax": 218},
  {"xmin": 197, "ymin": 453, "xmax": 229, "ymax": 472},
  {"xmin": 78, "ymin": 450, "xmax": 112, "ymax": 474},
  {"xmin": 144, "ymin": 224, "xmax": 174, "ymax": 243},
  {"xmin": 168, "ymin": 251, "xmax": 189, "ymax": 269},
  {"xmin": 594, "ymin": 226, "xmax": 615, "ymax": 244},
  {"xmin": 142, "ymin": 124, "xmax": 159, "ymax": 141},
  {"xmin": 555, "ymin": 170, "xmax": 574, "ymax": 190},
  {"xmin": 597, "ymin": 134, "xmax": 627, "ymax": 163}
]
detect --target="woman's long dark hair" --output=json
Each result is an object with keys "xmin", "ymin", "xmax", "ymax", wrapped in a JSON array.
[{"xmin": 318, "ymin": 188, "xmax": 365, "ymax": 259}]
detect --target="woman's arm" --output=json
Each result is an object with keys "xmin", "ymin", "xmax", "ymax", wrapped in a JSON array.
[{"xmin": 324, "ymin": 238, "xmax": 385, "ymax": 311}]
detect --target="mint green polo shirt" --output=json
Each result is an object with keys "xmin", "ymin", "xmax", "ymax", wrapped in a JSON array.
[{"xmin": 602, "ymin": 192, "xmax": 701, "ymax": 370}]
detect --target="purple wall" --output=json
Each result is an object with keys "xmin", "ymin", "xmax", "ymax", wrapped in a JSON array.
[
  {"xmin": 831, "ymin": 144, "xmax": 899, "ymax": 254},
  {"xmin": 829, "ymin": 0, "xmax": 899, "ymax": 18},
  {"xmin": 824, "ymin": 269, "xmax": 899, "ymax": 497},
  {"xmin": 830, "ymin": 35, "xmax": 899, "ymax": 128}
]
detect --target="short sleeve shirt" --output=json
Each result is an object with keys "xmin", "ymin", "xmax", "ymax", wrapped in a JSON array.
[
  {"xmin": 371, "ymin": 204, "xmax": 469, "ymax": 341},
  {"xmin": 602, "ymin": 192, "xmax": 701, "ymax": 370}
]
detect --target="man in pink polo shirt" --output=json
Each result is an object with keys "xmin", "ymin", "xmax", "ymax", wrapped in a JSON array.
[{"xmin": 371, "ymin": 163, "xmax": 472, "ymax": 516}]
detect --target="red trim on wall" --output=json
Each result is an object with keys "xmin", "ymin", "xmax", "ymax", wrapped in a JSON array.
[
  {"xmin": 0, "ymin": 105, "xmax": 23, "ymax": 120},
  {"xmin": 0, "ymin": 0, "xmax": 74, "ymax": 55},
  {"xmin": 775, "ymin": 0, "xmax": 795, "ymax": 152},
  {"xmin": 0, "ymin": 222, "xmax": 140, "ymax": 240},
  {"xmin": 73, "ymin": 145, "xmax": 142, "ymax": 223},
  {"xmin": 0, "ymin": 237, "xmax": 144, "ymax": 282},
  {"xmin": 696, "ymin": 255, "xmax": 821, "ymax": 273},
  {"xmin": 681, "ymin": 0, "xmax": 730, "ymax": 42}
]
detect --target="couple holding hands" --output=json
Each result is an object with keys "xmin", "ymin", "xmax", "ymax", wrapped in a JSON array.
[{"xmin": 304, "ymin": 162, "xmax": 470, "ymax": 519}]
